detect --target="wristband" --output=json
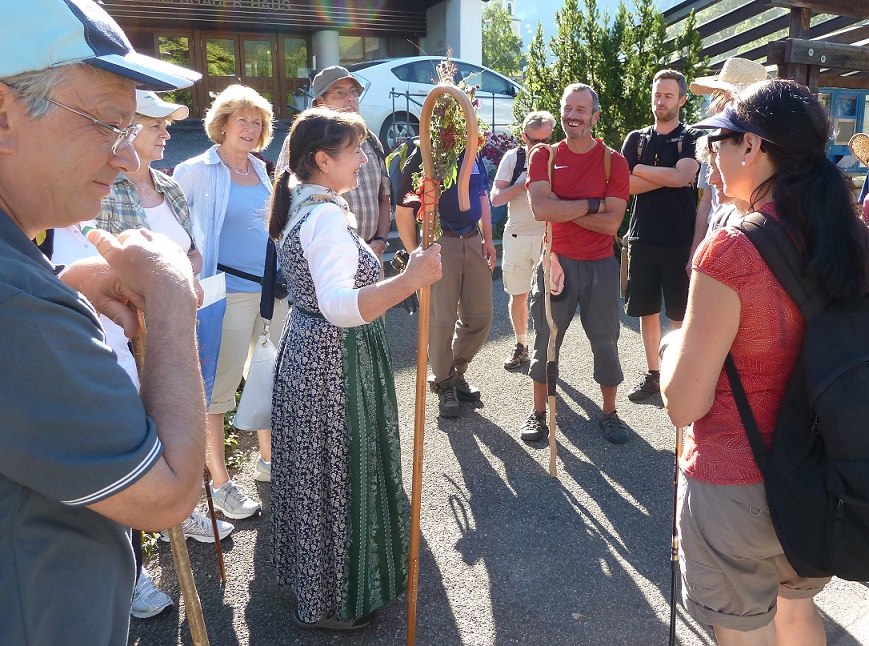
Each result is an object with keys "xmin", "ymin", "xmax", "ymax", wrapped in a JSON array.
[
  {"xmin": 587, "ymin": 198, "xmax": 601, "ymax": 214},
  {"xmin": 370, "ymin": 235, "xmax": 389, "ymax": 249}
]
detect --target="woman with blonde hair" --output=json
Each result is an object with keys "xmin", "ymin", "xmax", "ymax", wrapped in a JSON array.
[
  {"xmin": 662, "ymin": 79, "xmax": 869, "ymax": 644},
  {"xmin": 175, "ymin": 84, "xmax": 286, "ymax": 519}
]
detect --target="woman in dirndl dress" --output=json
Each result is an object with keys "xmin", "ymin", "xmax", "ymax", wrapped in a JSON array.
[{"xmin": 267, "ymin": 107, "xmax": 442, "ymax": 631}]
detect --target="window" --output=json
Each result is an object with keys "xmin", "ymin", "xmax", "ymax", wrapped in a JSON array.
[
  {"xmin": 156, "ymin": 35, "xmax": 192, "ymax": 111},
  {"xmin": 833, "ymin": 94, "xmax": 858, "ymax": 145},
  {"xmin": 284, "ymin": 37, "xmax": 309, "ymax": 79},
  {"xmin": 340, "ymin": 35, "xmax": 385, "ymax": 64},
  {"xmin": 207, "ymin": 38, "xmax": 237, "ymax": 77},
  {"xmin": 243, "ymin": 40, "xmax": 272, "ymax": 78}
]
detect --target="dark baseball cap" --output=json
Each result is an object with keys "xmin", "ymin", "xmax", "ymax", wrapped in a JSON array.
[
  {"xmin": 0, "ymin": 0, "xmax": 200, "ymax": 91},
  {"xmin": 692, "ymin": 106, "xmax": 777, "ymax": 145}
]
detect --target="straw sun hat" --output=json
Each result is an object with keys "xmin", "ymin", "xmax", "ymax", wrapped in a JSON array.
[
  {"xmin": 689, "ymin": 57, "xmax": 769, "ymax": 95},
  {"xmin": 849, "ymin": 133, "xmax": 869, "ymax": 167}
]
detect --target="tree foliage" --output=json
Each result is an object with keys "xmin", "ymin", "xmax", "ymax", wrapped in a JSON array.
[
  {"xmin": 514, "ymin": 0, "xmax": 708, "ymax": 150},
  {"xmin": 482, "ymin": 2, "xmax": 525, "ymax": 79}
]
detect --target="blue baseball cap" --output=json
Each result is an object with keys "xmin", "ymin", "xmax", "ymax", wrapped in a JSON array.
[
  {"xmin": 692, "ymin": 106, "xmax": 777, "ymax": 145},
  {"xmin": 0, "ymin": 0, "xmax": 200, "ymax": 91}
]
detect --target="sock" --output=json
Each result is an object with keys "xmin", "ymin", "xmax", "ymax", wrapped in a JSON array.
[
  {"xmin": 650, "ymin": 370, "xmax": 660, "ymax": 376},
  {"xmin": 516, "ymin": 333, "xmax": 528, "ymax": 347}
]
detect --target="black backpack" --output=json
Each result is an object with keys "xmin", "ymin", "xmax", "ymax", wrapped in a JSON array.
[{"xmin": 724, "ymin": 211, "xmax": 869, "ymax": 581}]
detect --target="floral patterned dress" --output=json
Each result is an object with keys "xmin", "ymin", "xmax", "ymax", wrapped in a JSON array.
[{"xmin": 271, "ymin": 185, "xmax": 407, "ymax": 622}]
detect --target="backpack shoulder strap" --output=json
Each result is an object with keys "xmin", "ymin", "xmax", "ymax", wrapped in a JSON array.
[
  {"xmin": 366, "ymin": 130, "xmax": 386, "ymax": 161},
  {"xmin": 735, "ymin": 212, "xmax": 830, "ymax": 320},
  {"xmin": 724, "ymin": 353, "xmax": 769, "ymax": 475},
  {"xmin": 510, "ymin": 147, "xmax": 527, "ymax": 185},
  {"xmin": 636, "ymin": 127, "xmax": 652, "ymax": 164},
  {"xmin": 603, "ymin": 144, "xmax": 613, "ymax": 183}
]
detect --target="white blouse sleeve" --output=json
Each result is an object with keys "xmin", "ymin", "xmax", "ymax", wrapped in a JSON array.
[{"xmin": 299, "ymin": 203, "xmax": 367, "ymax": 327}]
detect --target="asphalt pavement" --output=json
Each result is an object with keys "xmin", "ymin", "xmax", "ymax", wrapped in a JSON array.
[
  {"xmin": 128, "ymin": 281, "xmax": 869, "ymax": 646},
  {"xmin": 129, "ymin": 123, "xmax": 869, "ymax": 645}
]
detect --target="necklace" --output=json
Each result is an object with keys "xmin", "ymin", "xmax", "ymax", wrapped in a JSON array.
[{"xmin": 218, "ymin": 150, "xmax": 251, "ymax": 176}]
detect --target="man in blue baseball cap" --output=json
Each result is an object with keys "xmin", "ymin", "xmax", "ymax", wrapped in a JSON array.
[{"xmin": 0, "ymin": 2, "xmax": 205, "ymax": 643}]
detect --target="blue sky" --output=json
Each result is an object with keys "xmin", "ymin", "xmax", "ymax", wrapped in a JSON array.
[{"xmin": 516, "ymin": 0, "xmax": 674, "ymax": 49}]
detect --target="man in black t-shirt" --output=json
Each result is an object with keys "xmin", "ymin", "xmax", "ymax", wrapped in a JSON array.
[{"xmin": 621, "ymin": 69, "xmax": 700, "ymax": 403}]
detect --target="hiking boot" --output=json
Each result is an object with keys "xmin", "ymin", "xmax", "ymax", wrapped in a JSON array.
[
  {"xmin": 520, "ymin": 411, "xmax": 548, "ymax": 443},
  {"xmin": 600, "ymin": 411, "xmax": 632, "ymax": 444},
  {"xmin": 253, "ymin": 455, "xmax": 271, "ymax": 483},
  {"xmin": 455, "ymin": 374, "xmax": 482, "ymax": 402},
  {"xmin": 211, "ymin": 480, "xmax": 261, "ymax": 519},
  {"xmin": 160, "ymin": 510, "xmax": 234, "ymax": 543},
  {"xmin": 436, "ymin": 382, "xmax": 460, "ymax": 418},
  {"xmin": 627, "ymin": 371, "xmax": 660, "ymax": 402},
  {"xmin": 504, "ymin": 343, "xmax": 530, "ymax": 370},
  {"xmin": 131, "ymin": 569, "xmax": 173, "ymax": 619}
]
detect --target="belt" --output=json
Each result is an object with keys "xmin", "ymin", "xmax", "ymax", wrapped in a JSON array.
[{"xmin": 441, "ymin": 229, "xmax": 479, "ymax": 240}]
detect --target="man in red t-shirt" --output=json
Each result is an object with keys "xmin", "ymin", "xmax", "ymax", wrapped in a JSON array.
[{"xmin": 523, "ymin": 83, "xmax": 632, "ymax": 444}]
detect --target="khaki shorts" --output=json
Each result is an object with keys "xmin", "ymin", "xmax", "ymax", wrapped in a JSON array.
[
  {"xmin": 209, "ymin": 292, "xmax": 288, "ymax": 414},
  {"xmin": 501, "ymin": 232, "xmax": 543, "ymax": 296},
  {"xmin": 678, "ymin": 473, "xmax": 830, "ymax": 631}
]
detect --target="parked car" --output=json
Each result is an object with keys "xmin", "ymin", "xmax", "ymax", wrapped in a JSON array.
[{"xmin": 346, "ymin": 56, "xmax": 522, "ymax": 151}]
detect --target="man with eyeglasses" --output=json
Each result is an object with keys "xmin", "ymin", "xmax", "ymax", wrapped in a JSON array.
[
  {"xmin": 277, "ymin": 66, "xmax": 391, "ymax": 257},
  {"xmin": 621, "ymin": 69, "xmax": 701, "ymax": 405},
  {"xmin": 491, "ymin": 111, "xmax": 555, "ymax": 371},
  {"xmin": 0, "ymin": 1, "xmax": 203, "ymax": 643}
]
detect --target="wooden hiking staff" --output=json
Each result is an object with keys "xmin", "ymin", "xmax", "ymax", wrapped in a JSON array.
[
  {"xmin": 542, "ymin": 221, "xmax": 558, "ymax": 478},
  {"xmin": 131, "ymin": 313, "xmax": 210, "ymax": 646},
  {"xmin": 669, "ymin": 425, "xmax": 684, "ymax": 646},
  {"xmin": 406, "ymin": 83, "xmax": 478, "ymax": 646},
  {"xmin": 203, "ymin": 470, "xmax": 226, "ymax": 582}
]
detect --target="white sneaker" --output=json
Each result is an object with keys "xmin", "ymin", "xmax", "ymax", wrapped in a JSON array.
[
  {"xmin": 131, "ymin": 569, "xmax": 173, "ymax": 619},
  {"xmin": 254, "ymin": 455, "xmax": 271, "ymax": 483},
  {"xmin": 211, "ymin": 480, "xmax": 261, "ymax": 519},
  {"xmin": 160, "ymin": 510, "xmax": 234, "ymax": 543}
]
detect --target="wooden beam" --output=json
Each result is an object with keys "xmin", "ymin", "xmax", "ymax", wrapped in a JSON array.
[
  {"xmin": 785, "ymin": 38, "xmax": 869, "ymax": 72},
  {"xmin": 788, "ymin": 7, "xmax": 811, "ymax": 39},
  {"xmin": 767, "ymin": 0, "xmax": 869, "ymax": 19},
  {"xmin": 663, "ymin": 0, "xmax": 723, "ymax": 27},
  {"xmin": 818, "ymin": 72, "xmax": 869, "ymax": 89}
]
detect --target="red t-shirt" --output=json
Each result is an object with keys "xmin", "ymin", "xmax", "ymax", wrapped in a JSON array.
[
  {"xmin": 527, "ymin": 139, "xmax": 630, "ymax": 261},
  {"xmin": 680, "ymin": 207, "xmax": 805, "ymax": 485}
]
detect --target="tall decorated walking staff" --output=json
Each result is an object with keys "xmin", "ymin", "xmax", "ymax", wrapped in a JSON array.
[{"xmin": 406, "ymin": 82, "xmax": 479, "ymax": 646}]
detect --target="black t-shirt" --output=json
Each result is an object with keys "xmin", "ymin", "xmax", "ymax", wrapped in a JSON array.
[
  {"xmin": 399, "ymin": 148, "xmax": 489, "ymax": 235},
  {"xmin": 622, "ymin": 124, "xmax": 700, "ymax": 244}
]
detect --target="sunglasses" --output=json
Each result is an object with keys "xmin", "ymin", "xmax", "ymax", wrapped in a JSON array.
[
  {"xmin": 705, "ymin": 131, "xmax": 741, "ymax": 155},
  {"xmin": 525, "ymin": 135, "xmax": 552, "ymax": 145}
]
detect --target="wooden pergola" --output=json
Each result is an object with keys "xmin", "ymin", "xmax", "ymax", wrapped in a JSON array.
[{"xmin": 664, "ymin": 0, "xmax": 869, "ymax": 92}]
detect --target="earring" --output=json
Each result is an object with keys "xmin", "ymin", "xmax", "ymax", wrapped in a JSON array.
[{"xmin": 741, "ymin": 161, "xmax": 746, "ymax": 166}]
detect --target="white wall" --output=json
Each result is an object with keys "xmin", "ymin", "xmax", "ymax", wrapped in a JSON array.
[{"xmin": 421, "ymin": 0, "xmax": 482, "ymax": 64}]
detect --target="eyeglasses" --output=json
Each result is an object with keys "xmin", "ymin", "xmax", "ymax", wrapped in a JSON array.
[
  {"xmin": 46, "ymin": 97, "xmax": 141, "ymax": 154},
  {"xmin": 325, "ymin": 88, "xmax": 361, "ymax": 100},
  {"xmin": 525, "ymin": 135, "xmax": 552, "ymax": 145},
  {"xmin": 233, "ymin": 115, "xmax": 263, "ymax": 129},
  {"xmin": 706, "ymin": 131, "xmax": 741, "ymax": 155}
]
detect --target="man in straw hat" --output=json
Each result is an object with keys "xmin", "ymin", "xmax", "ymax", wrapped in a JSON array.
[
  {"xmin": 0, "ymin": 1, "xmax": 204, "ymax": 643},
  {"xmin": 689, "ymin": 57, "xmax": 769, "ymax": 241}
]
